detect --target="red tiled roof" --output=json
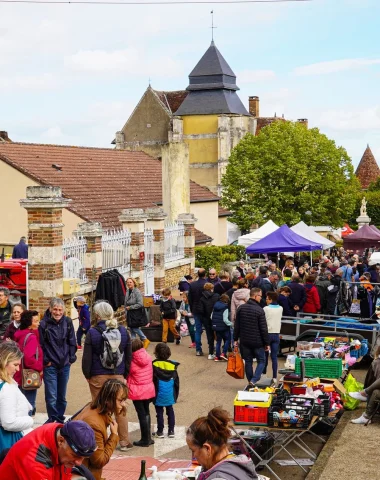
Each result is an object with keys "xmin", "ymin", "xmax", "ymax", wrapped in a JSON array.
[
  {"xmin": 256, "ymin": 117, "xmax": 286, "ymax": 134},
  {"xmin": 355, "ymin": 145, "xmax": 380, "ymax": 189},
  {"xmin": 218, "ymin": 205, "xmax": 231, "ymax": 217},
  {"xmin": 153, "ymin": 90, "xmax": 188, "ymax": 114},
  {"xmin": 195, "ymin": 229, "xmax": 213, "ymax": 244},
  {"xmin": 0, "ymin": 142, "xmax": 219, "ymax": 230}
]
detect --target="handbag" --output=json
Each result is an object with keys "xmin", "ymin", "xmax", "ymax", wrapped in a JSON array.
[
  {"xmin": 21, "ymin": 333, "xmax": 42, "ymax": 390},
  {"xmin": 226, "ymin": 347, "xmax": 245, "ymax": 379},
  {"xmin": 0, "ymin": 382, "xmax": 23, "ymax": 450},
  {"xmin": 127, "ymin": 307, "xmax": 149, "ymax": 328}
]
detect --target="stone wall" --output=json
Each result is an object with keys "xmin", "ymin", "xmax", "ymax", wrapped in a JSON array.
[{"xmin": 164, "ymin": 263, "xmax": 192, "ymax": 289}]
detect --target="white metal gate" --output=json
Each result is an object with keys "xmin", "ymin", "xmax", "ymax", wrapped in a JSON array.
[{"xmin": 144, "ymin": 228, "xmax": 154, "ymax": 295}]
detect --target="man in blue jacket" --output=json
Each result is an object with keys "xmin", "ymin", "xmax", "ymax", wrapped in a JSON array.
[
  {"xmin": 39, "ymin": 297, "xmax": 77, "ymax": 423},
  {"xmin": 12, "ymin": 236, "xmax": 28, "ymax": 259},
  {"xmin": 73, "ymin": 296, "xmax": 91, "ymax": 350}
]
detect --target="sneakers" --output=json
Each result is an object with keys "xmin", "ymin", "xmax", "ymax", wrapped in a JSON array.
[
  {"xmin": 189, "ymin": 342, "xmax": 196, "ymax": 348},
  {"xmin": 220, "ymin": 354, "xmax": 228, "ymax": 361},
  {"xmin": 214, "ymin": 356, "xmax": 221, "ymax": 362},
  {"xmin": 349, "ymin": 392, "xmax": 368, "ymax": 402},
  {"xmin": 351, "ymin": 414, "xmax": 370, "ymax": 425},
  {"xmin": 119, "ymin": 443, "xmax": 134, "ymax": 451},
  {"xmin": 208, "ymin": 354, "xmax": 215, "ymax": 360},
  {"xmin": 175, "ymin": 337, "xmax": 181, "ymax": 345},
  {"xmin": 152, "ymin": 431, "xmax": 164, "ymax": 438},
  {"xmin": 168, "ymin": 431, "xmax": 175, "ymax": 438},
  {"xmin": 196, "ymin": 351, "xmax": 204, "ymax": 356}
]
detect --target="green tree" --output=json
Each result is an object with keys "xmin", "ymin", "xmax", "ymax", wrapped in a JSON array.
[
  {"xmin": 221, "ymin": 121, "xmax": 360, "ymax": 232},
  {"xmin": 347, "ymin": 190, "xmax": 380, "ymax": 228}
]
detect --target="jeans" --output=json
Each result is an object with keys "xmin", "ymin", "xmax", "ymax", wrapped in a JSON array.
[
  {"xmin": 202, "ymin": 318, "xmax": 215, "ymax": 355},
  {"xmin": 130, "ymin": 328, "xmax": 147, "ymax": 341},
  {"xmin": 19, "ymin": 387, "xmax": 37, "ymax": 415},
  {"xmin": 76, "ymin": 327, "xmax": 88, "ymax": 347},
  {"xmin": 240, "ymin": 345, "xmax": 266, "ymax": 384},
  {"xmin": 155, "ymin": 405, "xmax": 175, "ymax": 433},
  {"xmin": 215, "ymin": 330, "xmax": 230, "ymax": 358},
  {"xmin": 194, "ymin": 314, "xmax": 203, "ymax": 352},
  {"xmin": 43, "ymin": 364, "xmax": 70, "ymax": 422},
  {"xmin": 263, "ymin": 333, "xmax": 280, "ymax": 379}
]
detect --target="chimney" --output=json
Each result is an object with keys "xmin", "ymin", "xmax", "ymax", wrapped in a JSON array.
[
  {"xmin": 0, "ymin": 131, "xmax": 11, "ymax": 142},
  {"xmin": 297, "ymin": 119, "xmax": 308, "ymax": 128},
  {"xmin": 249, "ymin": 96, "xmax": 260, "ymax": 117}
]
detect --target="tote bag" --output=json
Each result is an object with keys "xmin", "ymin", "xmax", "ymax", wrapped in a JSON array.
[
  {"xmin": 0, "ymin": 382, "xmax": 23, "ymax": 450},
  {"xmin": 226, "ymin": 348, "xmax": 245, "ymax": 379},
  {"xmin": 21, "ymin": 333, "xmax": 42, "ymax": 390},
  {"xmin": 127, "ymin": 307, "xmax": 148, "ymax": 328}
]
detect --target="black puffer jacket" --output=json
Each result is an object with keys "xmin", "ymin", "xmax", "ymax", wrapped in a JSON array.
[
  {"xmin": 199, "ymin": 291, "xmax": 220, "ymax": 321},
  {"xmin": 188, "ymin": 278, "xmax": 208, "ymax": 314},
  {"xmin": 234, "ymin": 299, "xmax": 269, "ymax": 349}
]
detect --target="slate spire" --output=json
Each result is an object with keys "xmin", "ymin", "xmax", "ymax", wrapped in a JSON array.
[{"xmin": 175, "ymin": 42, "xmax": 249, "ymax": 116}]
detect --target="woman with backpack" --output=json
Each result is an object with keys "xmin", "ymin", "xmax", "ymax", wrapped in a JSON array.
[{"xmin": 82, "ymin": 301, "xmax": 133, "ymax": 452}]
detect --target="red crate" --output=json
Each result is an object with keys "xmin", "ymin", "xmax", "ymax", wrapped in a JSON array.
[
  {"xmin": 291, "ymin": 386, "xmax": 307, "ymax": 395},
  {"xmin": 234, "ymin": 405, "xmax": 269, "ymax": 425}
]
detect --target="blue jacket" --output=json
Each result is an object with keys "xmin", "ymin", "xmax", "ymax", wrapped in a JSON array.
[
  {"xmin": 74, "ymin": 302, "xmax": 91, "ymax": 331},
  {"xmin": 211, "ymin": 301, "xmax": 230, "ymax": 332},
  {"xmin": 12, "ymin": 241, "xmax": 28, "ymax": 259},
  {"xmin": 39, "ymin": 310, "xmax": 77, "ymax": 368},
  {"xmin": 82, "ymin": 320, "xmax": 132, "ymax": 378},
  {"xmin": 152, "ymin": 359, "xmax": 180, "ymax": 407}
]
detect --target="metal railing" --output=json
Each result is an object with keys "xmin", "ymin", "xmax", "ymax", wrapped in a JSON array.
[
  {"xmin": 63, "ymin": 235, "xmax": 88, "ymax": 284},
  {"xmin": 101, "ymin": 229, "xmax": 131, "ymax": 275},
  {"xmin": 164, "ymin": 221, "xmax": 185, "ymax": 264}
]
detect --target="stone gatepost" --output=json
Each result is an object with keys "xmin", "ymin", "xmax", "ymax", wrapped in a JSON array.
[
  {"xmin": 20, "ymin": 186, "xmax": 70, "ymax": 312},
  {"xmin": 77, "ymin": 221, "xmax": 103, "ymax": 283},
  {"xmin": 119, "ymin": 208, "xmax": 147, "ymax": 292},
  {"xmin": 178, "ymin": 213, "xmax": 197, "ymax": 271},
  {"xmin": 146, "ymin": 207, "xmax": 167, "ymax": 293}
]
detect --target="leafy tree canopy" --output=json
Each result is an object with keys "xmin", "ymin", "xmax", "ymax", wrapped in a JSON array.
[{"xmin": 220, "ymin": 121, "xmax": 360, "ymax": 232}]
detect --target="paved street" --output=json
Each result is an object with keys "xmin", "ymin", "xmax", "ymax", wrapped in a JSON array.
[{"xmin": 33, "ymin": 330, "xmax": 368, "ymax": 479}]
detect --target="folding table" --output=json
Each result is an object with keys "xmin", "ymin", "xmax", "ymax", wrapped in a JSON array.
[{"xmin": 232, "ymin": 416, "xmax": 326, "ymax": 480}]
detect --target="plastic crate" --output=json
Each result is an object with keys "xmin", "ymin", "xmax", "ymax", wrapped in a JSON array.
[
  {"xmin": 271, "ymin": 386, "xmax": 290, "ymax": 407},
  {"xmin": 268, "ymin": 406, "xmax": 312, "ymax": 429},
  {"xmin": 295, "ymin": 357, "xmax": 343, "ymax": 379},
  {"xmin": 234, "ymin": 405, "xmax": 269, "ymax": 425}
]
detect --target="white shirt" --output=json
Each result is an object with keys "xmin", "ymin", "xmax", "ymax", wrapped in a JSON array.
[
  {"xmin": 0, "ymin": 380, "xmax": 34, "ymax": 434},
  {"xmin": 263, "ymin": 304, "xmax": 283, "ymax": 334}
]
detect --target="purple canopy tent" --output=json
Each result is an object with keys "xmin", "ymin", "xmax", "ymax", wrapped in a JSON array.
[
  {"xmin": 246, "ymin": 224, "xmax": 323, "ymax": 254},
  {"xmin": 343, "ymin": 224, "xmax": 380, "ymax": 251}
]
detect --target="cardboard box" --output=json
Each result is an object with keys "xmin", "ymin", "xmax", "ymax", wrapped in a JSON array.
[
  {"xmin": 63, "ymin": 278, "xmax": 79, "ymax": 295},
  {"xmin": 143, "ymin": 296, "xmax": 155, "ymax": 308}
]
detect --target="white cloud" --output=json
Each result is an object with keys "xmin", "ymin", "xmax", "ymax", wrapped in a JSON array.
[
  {"xmin": 41, "ymin": 126, "xmax": 64, "ymax": 139},
  {"xmin": 294, "ymin": 58, "xmax": 380, "ymax": 76},
  {"xmin": 0, "ymin": 73, "xmax": 59, "ymax": 90},
  {"xmin": 238, "ymin": 69, "xmax": 276, "ymax": 83},
  {"xmin": 64, "ymin": 48, "xmax": 182, "ymax": 78},
  {"xmin": 318, "ymin": 106, "xmax": 380, "ymax": 131}
]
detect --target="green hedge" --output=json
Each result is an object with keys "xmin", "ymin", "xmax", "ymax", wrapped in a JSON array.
[{"xmin": 195, "ymin": 245, "xmax": 246, "ymax": 272}]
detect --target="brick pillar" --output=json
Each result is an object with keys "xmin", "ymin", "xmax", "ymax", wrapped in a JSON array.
[
  {"xmin": 77, "ymin": 221, "xmax": 103, "ymax": 282},
  {"xmin": 146, "ymin": 207, "xmax": 167, "ymax": 292},
  {"xmin": 20, "ymin": 186, "xmax": 71, "ymax": 312},
  {"xmin": 118, "ymin": 209, "xmax": 147, "ymax": 292},
  {"xmin": 178, "ymin": 213, "xmax": 197, "ymax": 271}
]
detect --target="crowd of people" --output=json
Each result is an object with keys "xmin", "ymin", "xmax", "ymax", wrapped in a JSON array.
[{"xmin": 0, "ymin": 246, "xmax": 379, "ymax": 479}]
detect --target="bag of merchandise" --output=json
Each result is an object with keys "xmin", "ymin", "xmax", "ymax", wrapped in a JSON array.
[
  {"xmin": 226, "ymin": 348, "xmax": 245, "ymax": 379},
  {"xmin": 343, "ymin": 373, "xmax": 364, "ymax": 410}
]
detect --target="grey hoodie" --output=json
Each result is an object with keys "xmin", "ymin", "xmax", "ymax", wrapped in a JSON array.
[{"xmin": 199, "ymin": 454, "xmax": 258, "ymax": 480}]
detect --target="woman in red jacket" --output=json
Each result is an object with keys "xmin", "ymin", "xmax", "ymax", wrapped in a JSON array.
[
  {"xmin": 127, "ymin": 338, "xmax": 155, "ymax": 447},
  {"xmin": 303, "ymin": 275, "xmax": 321, "ymax": 314},
  {"xmin": 14, "ymin": 310, "xmax": 43, "ymax": 415}
]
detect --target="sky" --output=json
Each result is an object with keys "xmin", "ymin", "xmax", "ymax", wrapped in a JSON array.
[{"xmin": 0, "ymin": 0, "xmax": 379, "ymax": 168}]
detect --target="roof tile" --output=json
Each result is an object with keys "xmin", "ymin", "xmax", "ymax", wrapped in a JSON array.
[{"xmin": 355, "ymin": 145, "xmax": 380, "ymax": 189}]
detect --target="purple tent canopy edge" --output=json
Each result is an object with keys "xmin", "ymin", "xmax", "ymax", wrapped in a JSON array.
[{"xmin": 246, "ymin": 224, "xmax": 324, "ymax": 254}]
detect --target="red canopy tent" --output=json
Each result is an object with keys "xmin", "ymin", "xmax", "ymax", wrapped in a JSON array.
[{"xmin": 341, "ymin": 223, "xmax": 355, "ymax": 237}]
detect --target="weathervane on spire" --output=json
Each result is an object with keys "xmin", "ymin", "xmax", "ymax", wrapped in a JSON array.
[{"xmin": 210, "ymin": 10, "xmax": 217, "ymax": 42}]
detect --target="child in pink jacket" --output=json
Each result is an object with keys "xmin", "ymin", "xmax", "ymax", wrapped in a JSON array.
[{"xmin": 127, "ymin": 338, "xmax": 155, "ymax": 447}]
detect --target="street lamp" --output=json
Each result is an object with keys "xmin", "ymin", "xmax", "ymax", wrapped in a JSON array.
[{"xmin": 305, "ymin": 211, "xmax": 312, "ymax": 227}]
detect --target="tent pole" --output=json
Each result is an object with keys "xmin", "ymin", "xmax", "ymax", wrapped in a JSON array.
[{"xmin": 310, "ymin": 249, "xmax": 312, "ymax": 267}]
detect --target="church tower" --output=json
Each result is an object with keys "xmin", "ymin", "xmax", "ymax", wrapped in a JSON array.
[{"xmin": 173, "ymin": 42, "xmax": 254, "ymax": 195}]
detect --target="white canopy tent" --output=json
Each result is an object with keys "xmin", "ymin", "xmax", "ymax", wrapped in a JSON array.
[
  {"xmin": 290, "ymin": 221, "xmax": 335, "ymax": 249},
  {"xmin": 238, "ymin": 220, "xmax": 279, "ymax": 247}
]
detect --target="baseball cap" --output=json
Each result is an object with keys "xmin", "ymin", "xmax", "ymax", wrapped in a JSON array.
[
  {"xmin": 61, "ymin": 421, "xmax": 97, "ymax": 457},
  {"xmin": 76, "ymin": 296, "xmax": 86, "ymax": 303}
]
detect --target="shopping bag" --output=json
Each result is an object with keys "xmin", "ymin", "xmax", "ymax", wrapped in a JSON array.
[
  {"xmin": 226, "ymin": 348, "xmax": 245, "ymax": 379},
  {"xmin": 343, "ymin": 373, "xmax": 364, "ymax": 410}
]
